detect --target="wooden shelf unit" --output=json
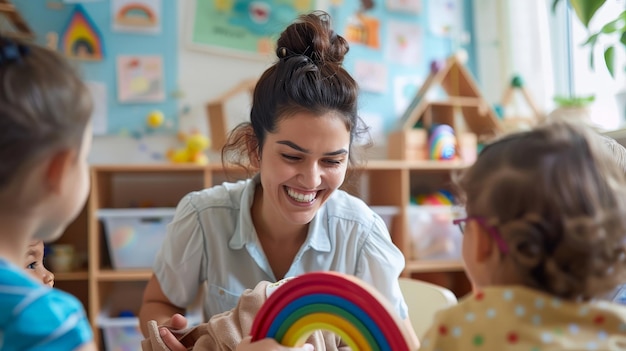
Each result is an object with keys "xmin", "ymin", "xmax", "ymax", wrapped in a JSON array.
[{"xmin": 51, "ymin": 161, "xmax": 470, "ymax": 341}]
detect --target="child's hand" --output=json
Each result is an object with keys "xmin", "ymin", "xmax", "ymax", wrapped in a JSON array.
[
  {"xmin": 158, "ymin": 313, "xmax": 189, "ymax": 351},
  {"xmin": 236, "ymin": 336, "xmax": 314, "ymax": 351}
]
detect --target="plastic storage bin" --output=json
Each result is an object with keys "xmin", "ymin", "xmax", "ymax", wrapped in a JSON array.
[
  {"xmin": 98, "ymin": 208, "xmax": 176, "ymax": 269},
  {"xmin": 370, "ymin": 206, "xmax": 400, "ymax": 231},
  {"xmin": 407, "ymin": 205, "xmax": 463, "ymax": 260},
  {"xmin": 97, "ymin": 311, "xmax": 143, "ymax": 351},
  {"xmin": 97, "ymin": 306, "xmax": 203, "ymax": 351}
]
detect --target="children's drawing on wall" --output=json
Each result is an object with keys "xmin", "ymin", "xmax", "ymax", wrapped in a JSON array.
[
  {"xmin": 427, "ymin": 0, "xmax": 460, "ymax": 37},
  {"xmin": 354, "ymin": 60, "xmax": 387, "ymax": 93},
  {"xmin": 86, "ymin": 81, "xmax": 108, "ymax": 135},
  {"xmin": 385, "ymin": 20, "xmax": 421, "ymax": 65},
  {"xmin": 344, "ymin": 13, "xmax": 380, "ymax": 49},
  {"xmin": 187, "ymin": 0, "xmax": 314, "ymax": 59},
  {"xmin": 385, "ymin": 0, "xmax": 420, "ymax": 15},
  {"xmin": 117, "ymin": 55, "xmax": 165, "ymax": 103},
  {"xmin": 112, "ymin": 0, "xmax": 161, "ymax": 34},
  {"xmin": 394, "ymin": 75, "xmax": 422, "ymax": 117},
  {"xmin": 60, "ymin": 5, "xmax": 104, "ymax": 61}
]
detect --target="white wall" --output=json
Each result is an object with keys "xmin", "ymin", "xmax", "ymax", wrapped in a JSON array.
[{"xmin": 89, "ymin": 1, "xmax": 271, "ymax": 164}]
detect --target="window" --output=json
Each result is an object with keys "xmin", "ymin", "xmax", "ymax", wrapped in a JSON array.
[{"xmin": 553, "ymin": 0, "xmax": 626, "ymax": 130}]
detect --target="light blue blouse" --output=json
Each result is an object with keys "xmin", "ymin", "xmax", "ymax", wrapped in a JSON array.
[{"xmin": 154, "ymin": 175, "xmax": 408, "ymax": 320}]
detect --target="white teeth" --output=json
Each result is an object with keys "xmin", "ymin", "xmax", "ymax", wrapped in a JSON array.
[{"xmin": 287, "ymin": 187, "xmax": 316, "ymax": 203}]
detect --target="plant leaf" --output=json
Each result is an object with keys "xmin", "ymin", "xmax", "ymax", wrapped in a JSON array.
[
  {"xmin": 604, "ymin": 45, "xmax": 615, "ymax": 77},
  {"xmin": 569, "ymin": 0, "xmax": 607, "ymax": 28},
  {"xmin": 582, "ymin": 32, "xmax": 599, "ymax": 46},
  {"xmin": 621, "ymin": 31, "xmax": 626, "ymax": 46},
  {"xmin": 552, "ymin": 0, "xmax": 562, "ymax": 14}
]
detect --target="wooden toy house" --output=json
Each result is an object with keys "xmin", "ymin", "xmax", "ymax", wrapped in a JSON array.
[
  {"xmin": 205, "ymin": 78, "xmax": 256, "ymax": 152},
  {"xmin": 388, "ymin": 54, "xmax": 502, "ymax": 161}
]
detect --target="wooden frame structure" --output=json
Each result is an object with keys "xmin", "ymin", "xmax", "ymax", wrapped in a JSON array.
[
  {"xmin": 205, "ymin": 78, "xmax": 256, "ymax": 152},
  {"xmin": 0, "ymin": 0, "xmax": 34, "ymax": 40}
]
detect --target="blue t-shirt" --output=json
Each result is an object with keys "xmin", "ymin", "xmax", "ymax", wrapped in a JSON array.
[{"xmin": 0, "ymin": 259, "xmax": 92, "ymax": 350}]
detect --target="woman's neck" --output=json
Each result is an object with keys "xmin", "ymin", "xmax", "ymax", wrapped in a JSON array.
[{"xmin": 251, "ymin": 184, "xmax": 308, "ymax": 243}]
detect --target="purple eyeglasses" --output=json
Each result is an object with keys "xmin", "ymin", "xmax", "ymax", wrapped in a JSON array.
[{"xmin": 453, "ymin": 216, "xmax": 509, "ymax": 254}]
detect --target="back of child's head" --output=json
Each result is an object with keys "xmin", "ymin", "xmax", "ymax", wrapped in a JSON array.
[
  {"xmin": 458, "ymin": 120, "xmax": 626, "ymax": 300},
  {"xmin": 0, "ymin": 36, "xmax": 92, "ymax": 192},
  {"xmin": 602, "ymin": 135, "xmax": 626, "ymax": 173}
]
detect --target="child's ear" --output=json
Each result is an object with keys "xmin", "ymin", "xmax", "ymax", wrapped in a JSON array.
[
  {"xmin": 474, "ymin": 226, "xmax": 496, "ymax": 263},
  {"xmin": 44, "ymin": 149, "xmax": 73, "ymax": 194}
]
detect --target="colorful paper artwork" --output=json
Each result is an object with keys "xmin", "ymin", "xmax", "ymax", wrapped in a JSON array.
[
  {"xmin": 385, "ymin": 0, "xmax": 421, "ymax": 14},
  {"xmin": 354, "ymin": 60, "xmax": 387, "ymax": 93},
  {"xmin": 117, "ymin": 55, "xmax": 165, "ymax": 103},
  {"xmin": 86, "ymin": 81, "xmax": 108, "ymax": 135},
  {"xmin": 112, "ymin": 0, "xmax": 161, "ymax": 34},
  {"xmin": 60, "ymin": 5, "xmax": 104, "ymax": 61},
  {"xmin": 385, "ymin": 20, "xmax": 421, "ymax": 65},
  {"xmin": 344, "ymin": 13, "xmax": 380, "ymax": 49}
]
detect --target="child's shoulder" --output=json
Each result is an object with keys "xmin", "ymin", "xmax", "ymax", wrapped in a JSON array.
[{"xmin": 0, "ymin": 257, "xmax": 84, "ymax": 318}]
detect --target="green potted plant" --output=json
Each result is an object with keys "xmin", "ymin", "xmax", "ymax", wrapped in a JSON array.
[
  {"xmin": 548, "ymin": 94, "xmax": 596, "ymax": 123},
  {"xmin": 552, "ymin": 0, "xmax": 626, "ymax": 77}
]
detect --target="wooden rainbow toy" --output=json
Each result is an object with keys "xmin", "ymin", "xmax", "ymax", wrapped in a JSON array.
[{"xmin": 250, "ymin": 271, "xmax": 414, "ymax": 351}]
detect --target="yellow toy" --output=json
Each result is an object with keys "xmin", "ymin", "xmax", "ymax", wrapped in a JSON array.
[
  {"xmin": 146, "ymin": 110, "xmax": 165, "ymax": 128},
  {"xmin": 167, "ymin": 132, "xmax": 210, "ymax": 165}
]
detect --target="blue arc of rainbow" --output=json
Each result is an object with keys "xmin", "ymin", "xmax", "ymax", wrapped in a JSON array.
[{"xmin": 250, "ymin": 272, "xmax": 412, "ymax": 351}]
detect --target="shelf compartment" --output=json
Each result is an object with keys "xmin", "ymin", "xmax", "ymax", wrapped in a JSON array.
[
  {"xmin": 55, "ymin": 271, "xmax": 89, "ymax": 281},
  {"xmin": 404, "ymin": 259, "xmax": 464, "ymax": 273},
  {"xmin": 97, "ymin": 269, "xmax": 152, "ymax": 281}
]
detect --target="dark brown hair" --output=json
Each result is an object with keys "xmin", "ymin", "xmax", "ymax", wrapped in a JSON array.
[
  {"xmin": 222, "ymin": 11, "xmax": 369, "ymax": 174},
  {"xmin": 0, "ymin": 37, "xmax": 92, "ymax": 189},
  {"xmin": 458, "ymin": 121, "xmax": 626, "ymax": 300}
]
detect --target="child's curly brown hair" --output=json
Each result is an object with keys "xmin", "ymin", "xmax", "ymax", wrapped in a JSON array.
[{"xmin": 457, "ymin": 121, "xmax": 626, "ymax": 300}]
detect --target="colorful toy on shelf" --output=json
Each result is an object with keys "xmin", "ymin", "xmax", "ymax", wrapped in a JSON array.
[
  {"xmin": 166, "ymin": 131, "xmax": 210, "ymax": 165},
  {"xmin": 428, "ymin": 124, "xmax": 456, "ymax": 160},
  {"xmin": 414, "ymin": 190, "xmax": 455, "ymax": 206},
  {"xmin": 251, "ymin": 271, "xmax": 415, "ymax": 351},
  {"xmin": 146, "ymin": 110, "xmax": 165, "ymax": 128}
]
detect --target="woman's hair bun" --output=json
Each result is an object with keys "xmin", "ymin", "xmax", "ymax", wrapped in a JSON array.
[{"xmin": 276, "ymin": 11, "xmax": 349, "ymax": 65}]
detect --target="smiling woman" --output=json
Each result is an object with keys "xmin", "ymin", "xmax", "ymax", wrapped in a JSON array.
[{"xmin": 138, "ymin": 10, "xmax": 418, "ymax": 351}]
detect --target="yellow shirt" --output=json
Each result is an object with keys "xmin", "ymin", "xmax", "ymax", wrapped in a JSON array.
[{"xmin": 420, "ymin": 286, "xmax": 626, "ymax": 350}]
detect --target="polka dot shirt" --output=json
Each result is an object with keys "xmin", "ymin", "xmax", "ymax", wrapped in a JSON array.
[{"xmin": 420, "ymin": 286, "xmax": 626, "ymax": 350}]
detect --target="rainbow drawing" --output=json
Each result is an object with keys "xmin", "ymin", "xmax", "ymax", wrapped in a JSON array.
[
  {"xmin": 250, "ymin": 272, "xmax": 414, "ymax": 351},
  {"xmin": 61, "ymin": 5, "xmax": 104, "ymax": 61},
  {"xmin": 115, "ymin": 2, "xmax": 158, "ymax": 28}
]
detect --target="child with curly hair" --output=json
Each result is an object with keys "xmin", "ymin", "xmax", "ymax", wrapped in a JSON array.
[{"xmin": 420, "ymin": 121, "xmax": 626, "ymax": 350}]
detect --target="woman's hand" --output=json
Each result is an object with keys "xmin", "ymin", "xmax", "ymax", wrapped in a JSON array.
[
  {"xmin": 236, "ymin": 336, "xmax": 314, "ymax": 351},
  {"xmin": 158, "ymin": 313, "xmax": 189, "ymax": 351}
]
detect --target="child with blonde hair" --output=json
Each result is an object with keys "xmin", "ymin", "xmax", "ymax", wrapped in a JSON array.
[
  {"xmin": 420, "ymin": 121, "xmax": 626, "ymax": 350},
  {"xmin": 0, "ymin": 36, "xmax": 95, "ymax": 350}
]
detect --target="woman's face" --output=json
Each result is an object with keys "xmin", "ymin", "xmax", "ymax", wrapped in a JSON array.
[{"xmin": 257, "ymin": 111, "xmax": 350, "ymax": 227}]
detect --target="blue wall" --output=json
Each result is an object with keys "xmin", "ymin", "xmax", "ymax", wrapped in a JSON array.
[
  {"xmin": 331, "ymin": 0, "xmax": 476, "ymax": 134},
  {"xmin": 15, "ymin": 0, "xmax": 179, "ymax": 135}
]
